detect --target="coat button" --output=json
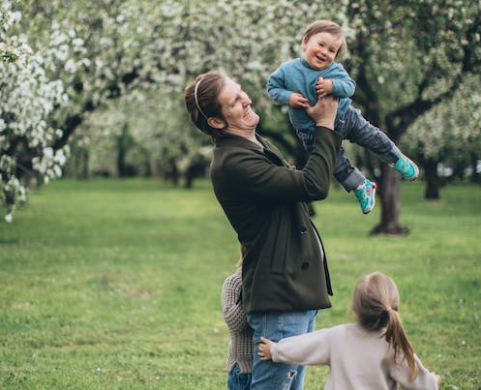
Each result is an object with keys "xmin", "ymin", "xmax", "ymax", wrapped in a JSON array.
[
  {"xmin": 300, "ymin": 227, "xmax": 307, "ymax": 234},
  {"xmin": 301, "ymin": 262, "xmax": 309, "ymax": 270}
]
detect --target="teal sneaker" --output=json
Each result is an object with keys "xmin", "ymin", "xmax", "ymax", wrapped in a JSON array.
[
  {"xmin": 354, "ymin": 179, "xmax": 377, "ymax": 214},
  {"xmin": 393, "ymin": 155, "xmax": 419, "ymax": 181}
]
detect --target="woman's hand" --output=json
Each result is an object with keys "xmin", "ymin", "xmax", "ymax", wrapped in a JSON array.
[{"xmin": 306, "ymin": 95, "xmax": 338, "ymax": 130}]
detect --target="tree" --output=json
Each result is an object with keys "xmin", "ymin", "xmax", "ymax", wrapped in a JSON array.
[
  {"xmin": 1, "ymin": 0, "xmax": 69, "ymax": 222},
  {"xmin": 403, "ymin": 75, "xmax": 481, "ymax": 199},
  {"xmin": 3, "ymin": 0, "xmax": 479, "ymax": 228},
  {"xmin": 68, "ymin": 88, "xmax": 208, "ymax": 185},
  {"xmin": 339, "ymin": 0, "xmax": 481, "ymax": 234},
  {"xmin": 1, "ymin": 0, "xmax": 194, "ymax": 220},
  {"xmin": 178, "ymin": 0, "xmax": 480, "ymax": 234}
]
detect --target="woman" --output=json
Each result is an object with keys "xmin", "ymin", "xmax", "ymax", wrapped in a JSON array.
[{"xmin": 185, "ymin": 71, "xmax": 342, "ymax": 390}]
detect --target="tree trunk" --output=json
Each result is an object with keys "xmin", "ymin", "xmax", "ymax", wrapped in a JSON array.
[
  {"xmin": 370, "ymin": 165, "xmax": 409, "ymax": 235},
  {"xmin": 171, "ymin": 160, "xmax": 179, "ymax": 186},
  {"xmin": 185, "ymin": 168, "xmax": 195, "ymax": 189},
  {"xmin": 81, "ymin": 148, "xmax": 90, "ymax": 180},
  {"xmin": 117, "ymin": 123, "xmax": 129, "ymax": 177},
  {"xmin": 423, "ymin": 159, "xmax": 440, "ymax": 199},
  {"xmin": 471, "ymin": 155, "xmax": 480, "ymax": 184},
  {"xmin": 184, "ymin": 162, "xmax": 207, "ymax": 189}
]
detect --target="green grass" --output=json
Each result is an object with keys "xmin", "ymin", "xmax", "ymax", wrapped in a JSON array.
[{"xmin": 0, "ymin": 178, "xmax": 480, "ymax": 389}]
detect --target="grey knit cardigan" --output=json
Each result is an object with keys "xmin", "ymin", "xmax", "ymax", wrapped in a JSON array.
[{"xmin": 221, "ymin": 267, "xmax": 253, "ymax": 373}]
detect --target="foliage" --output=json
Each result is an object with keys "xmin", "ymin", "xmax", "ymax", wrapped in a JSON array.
[
  {"xmin": 334, "ymin": 0, "xmax": 480, "ymax": 231},
  {"xmin": 403, "ymin": 74, "xmax": 481, "ymax": 166},
  {"xmin": 0, "ymin": 0, "xmax": 70, "ymax": 222},
  {"xmin": 70, "ymin": 88, "xmax": 209, "ymax": 179},
  {"xmin": 0, "ymin": 179, "xmax": 480, "ymax": 388},
  {"xmin": 1, "ymin": 0, "xmax": 480, "ymax": 223}
]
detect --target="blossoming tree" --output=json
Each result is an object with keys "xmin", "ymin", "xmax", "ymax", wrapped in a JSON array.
[
  {"xmin": 1, "ymin": 0, "xmax": 69, "ymax": 222},
  {"xmin": 1, "ymin": 0, "xmax": 479, "ymax": 233}
]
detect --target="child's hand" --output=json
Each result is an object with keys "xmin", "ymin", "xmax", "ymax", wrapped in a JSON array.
[
  {"xmin": 289, "ymin": 92, "xmax": 309, "ymax": 108},
  {"xmin": 316, "ymin": 77, "xmax": 334, "ymax": 98},
  {"xmin": 258, "ymin": 336, "xmax": 274, "ymax": 361}
]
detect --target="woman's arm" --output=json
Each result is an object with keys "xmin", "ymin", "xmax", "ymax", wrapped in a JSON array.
[{"xmin": 215, "ymin": 96, "xmax": 342, "ymax": 203}]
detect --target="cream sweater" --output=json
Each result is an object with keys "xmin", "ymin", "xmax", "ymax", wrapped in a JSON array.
[
  {"xmin": 270, "ymin": 323, "xmax": 439, "ymax": 390},
  {"xmin": 221, "ymin": 267, "xmax": 253, "ymax": 374}
]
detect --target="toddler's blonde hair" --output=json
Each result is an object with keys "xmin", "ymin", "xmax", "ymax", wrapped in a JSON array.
[{"xmin": 352, "ymin": 272, "xmax": 419, "ymax": 381}]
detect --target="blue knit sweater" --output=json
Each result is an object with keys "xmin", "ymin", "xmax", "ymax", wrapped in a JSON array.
[{"xmin": 267, "ymin": 58, "xmax": 355, "ymax": 133}]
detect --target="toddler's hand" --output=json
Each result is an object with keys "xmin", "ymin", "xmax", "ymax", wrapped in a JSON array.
[
  {"xmin": 316, "ymin": 77, "xmax": 333, "ymax": 98},
  {"xmin": 289, "ymin": 92, "xmax": 309, "ymax": 108},
  {"xmin": 258, "ymin": 336, "xmax": 274, "ymax": 361}
]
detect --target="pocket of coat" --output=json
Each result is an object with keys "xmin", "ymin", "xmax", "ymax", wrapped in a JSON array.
[{"xmin": 270, "ymin": 254, "xmax": 285, "ymax": 274}]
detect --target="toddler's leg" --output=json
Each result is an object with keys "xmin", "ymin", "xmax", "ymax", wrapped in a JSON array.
[
  {"xmin": 334, "ymin": 147, "xmax": 364, "ymax": 192},
  {"xmin": 392, "ymin": 155, "xmax": 419, "ymax": 181},
  {"xmin": 339, "ymin": 107, "xmax": 419, "ymax": 180},
  {"xmin": 334, "ymin": 148, "xmax": 376, "ymax": 214},
  {"xmin": 296, "ymin": 128, "xmax": 315, "ymax": 152}
]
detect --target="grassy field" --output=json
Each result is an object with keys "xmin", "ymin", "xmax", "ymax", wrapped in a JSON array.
[{"xmin": 0, "ymin": 178, "xmax": 480, "ymax": 390}]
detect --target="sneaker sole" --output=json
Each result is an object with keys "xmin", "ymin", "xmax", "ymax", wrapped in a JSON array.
[
  {"xmin": 403, "ymin": 165, "xmax": 419, "ymax": 181},
  {"xmin": 362, "ymin": 182, "xmax": 377, "ymax": 214}
]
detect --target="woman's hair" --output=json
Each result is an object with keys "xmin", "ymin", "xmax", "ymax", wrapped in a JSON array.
[
  {"xmin": 303, "ymin": 20, "xmax": 348, "ymax": 59},
  {"xmin": 184, "ymin": 70, "xmax": 227, "ymax": 141},
  {"xmin": 352, "ymin": 272, "xmax": 418, "ymax": 381}
]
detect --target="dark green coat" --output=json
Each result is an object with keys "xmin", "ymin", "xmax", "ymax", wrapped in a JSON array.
[{"xmin": 210, "ymin": 127, "xmax": 343, "ymax": 314}]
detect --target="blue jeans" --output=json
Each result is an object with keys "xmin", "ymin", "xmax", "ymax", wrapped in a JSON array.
[
  {"xmin": 228, "ymin": 363, "xmax": 251, "ymax": 390},
  {"xmin": 333, "ymin": 106, "xmax": 402, "ymax": 191},
  {"xmin": 298, "ymin": 106, "xmax": 402, "ymax": 192},
  {"xmin": 246, "ymin": 310, "xmax": 317, "ymax": 390}
]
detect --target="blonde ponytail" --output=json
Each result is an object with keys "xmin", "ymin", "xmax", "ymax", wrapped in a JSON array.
[
  {"xmin": 352, "ymin": 272, "xmax": 419, "ymax": 382},
  {"xmin": 383, "ymin": 308, "xmax": 418, "ymax": 381}
]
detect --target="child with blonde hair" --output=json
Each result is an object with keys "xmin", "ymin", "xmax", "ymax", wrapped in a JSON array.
[
  {"xmin": 267, "ymin": 20, "xmax": 419, "ymax": 214},
  {"xmin": 258, "ymin": 272, "xmax": 441, "ymax": 389}
]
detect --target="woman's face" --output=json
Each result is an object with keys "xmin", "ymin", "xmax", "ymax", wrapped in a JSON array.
[
  {"xmin": 302, "ymin": 31, "xmax": 343, "ymax": 71},
  {"xmin": 217, "ymin": 77, "xmax": 259, "ymax": 132}
]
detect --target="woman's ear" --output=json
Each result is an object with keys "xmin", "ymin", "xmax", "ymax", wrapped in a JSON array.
[{"xmin": 207, "ymin": 117, "xmax": 225, "ymax": 129}]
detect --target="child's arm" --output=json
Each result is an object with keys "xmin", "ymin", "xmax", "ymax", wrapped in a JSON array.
[
  {"xmin": 258, "ymin": 330, "xmax": 330, "ymax": 366},
  {"xmin": 315, "ymin": 63, "xmax": 355, "ymax": 98},
  {"xmin": 391, "ymin": 354, "xmax": 441, "ymax": 390},
  {"xmin": 267, "ymin": 68, "xmax": 295, "ymax": 107},
  {"xmin": 258, "ymin": 336, "xmax": 274, "ymax": 360},
  {"xmin": 316, "ymin": 77, "xmax": 334, "ymax": 98},
  {"xmin": 221, "ymin": 274, "xmax": 249, "ymax": 332}
]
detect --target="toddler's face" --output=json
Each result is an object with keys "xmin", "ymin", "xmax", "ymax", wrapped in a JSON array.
[{"xmin": 302, "ymin": 32, "xmax": 343, "ymax": 70}]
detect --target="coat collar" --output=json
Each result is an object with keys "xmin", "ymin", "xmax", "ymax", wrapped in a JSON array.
[
  {"xmin": 215, "ymin": 133, "xmax": 286, "ymax": 166},
  {"xmin": 215, "ymin": 133, "xmax": 265, "ymax": 151}
]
